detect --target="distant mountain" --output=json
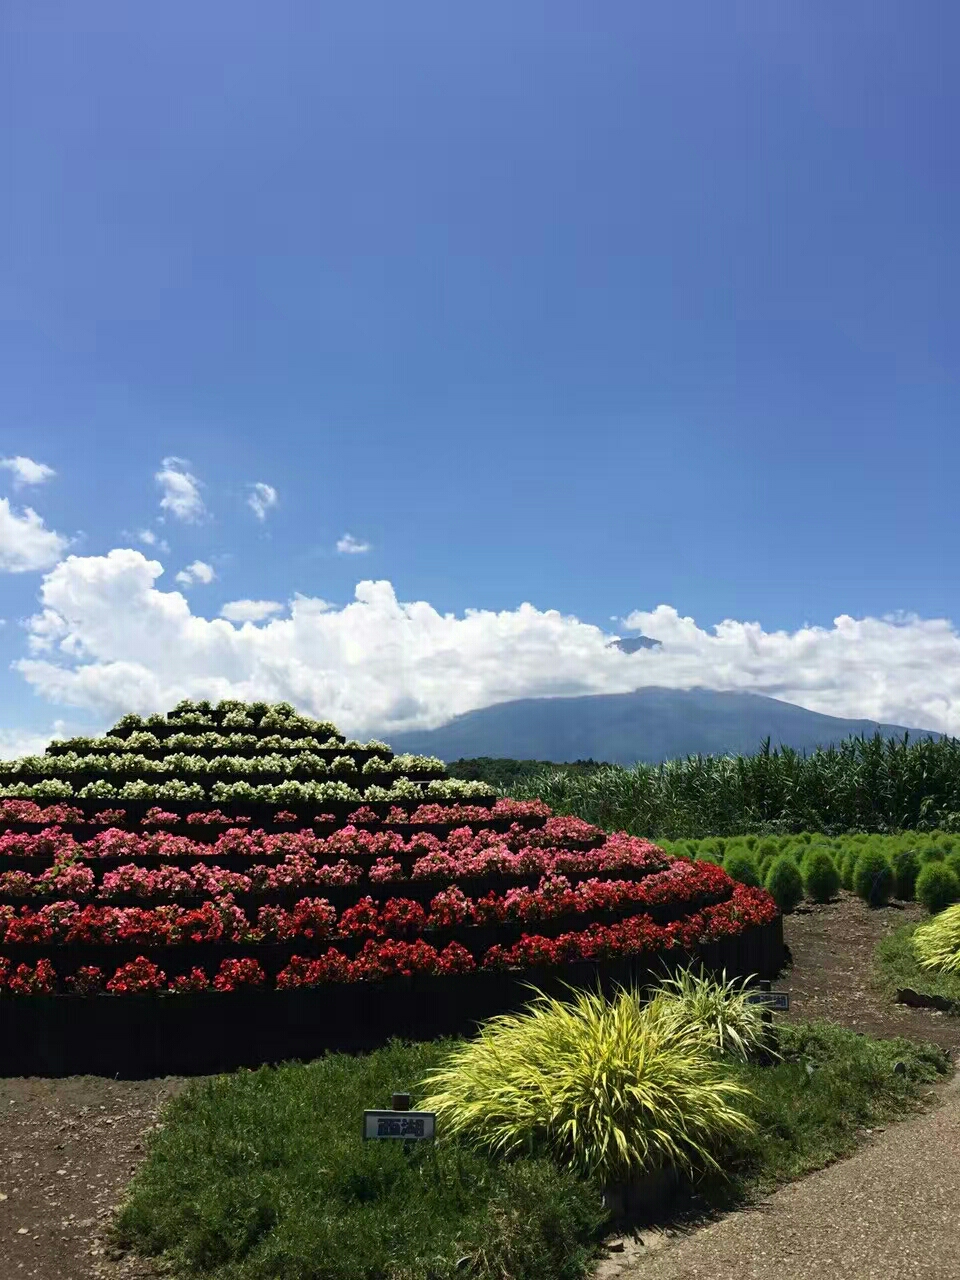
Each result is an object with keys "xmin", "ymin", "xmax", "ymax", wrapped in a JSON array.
[{"xmin": 385, "ymin": 687, "xmax": 943, "ymax": 766}]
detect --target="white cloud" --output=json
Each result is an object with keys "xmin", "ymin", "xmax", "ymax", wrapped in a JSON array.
[
  {"xmin": 137, "ymin": 529, "xmax": 170, "ymax": 553},
  {"xmin": 248, "ymin": 482, "xmax": 278, "ymax": 521},
  {"xmin": 156, "ymin": 457, "xmax": 205, "ymax": 523},
  {"xmin": 220, "ymin": 599, "xmax": 284, "ymax": 623},
  {"xmin": 0, "ymin": 498, "xmax": 69, "ymax": 572},
  {"xmin": 336, "ymin": 533, "xmax": 371, "ymax": 555},
  {"xmin": 0, "ymin": 456, "xmax": 56, "ymax": 487},
  {"xmin": 175, "ymin": 560, "xmax": 216, "ymax": 587},
  {"xmin": 0, "ymin": 721, "xmax": 74, "ymax": 761},
  {"xmin": 14, "ymin": 549, "xmax": 960, "ymax": 738}
]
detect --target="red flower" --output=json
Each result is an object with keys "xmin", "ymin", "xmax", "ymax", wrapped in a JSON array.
[
  {"xmin": 168, "ymin": 967, "xmax": 210, "ymax": 993},
  {"xmin": 213, "ymin": 958, "xmax": 265, "ymax": 991},
  {"xmin": 8, "ymin": 959, "xmax": 56, "ymax": 995},
  {"xmin": 107, "ymin": 957, "xmax": 166, "ymax": 994},
  {"xmin": 65, "ymin": 965, "xmax": 104, "ymax": 994}
]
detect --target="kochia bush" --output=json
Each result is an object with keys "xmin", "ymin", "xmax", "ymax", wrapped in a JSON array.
[
  {"xmin": 764, "ymin": 857, "xmax": 804, "ymax": 914},
  {"xmin": 853, "ymin": 850, "xmax": 894, "ymax": 907},
  {"xmin": 915, "ymin": 862, "xmax": 960, "ymax": 916}
]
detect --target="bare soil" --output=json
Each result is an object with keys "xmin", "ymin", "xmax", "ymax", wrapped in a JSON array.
[{"xmin": 0, "ymin": 892, "xmax": 955, "ymax": 1280}]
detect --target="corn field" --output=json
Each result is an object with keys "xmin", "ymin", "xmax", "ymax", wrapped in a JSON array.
[{"xmin": 502, "ymin": 733, "xmax": 960, "ymax": 838}]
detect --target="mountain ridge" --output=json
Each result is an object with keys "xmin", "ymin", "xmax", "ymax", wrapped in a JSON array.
[{"xmin": 384, "ymin": 687, "xmax": 943, "ymax": 766}]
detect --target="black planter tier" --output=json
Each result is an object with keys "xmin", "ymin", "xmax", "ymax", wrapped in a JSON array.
[{"xmin": 0, "ymin": 918, "xmax": 784, "ymax": 1077}]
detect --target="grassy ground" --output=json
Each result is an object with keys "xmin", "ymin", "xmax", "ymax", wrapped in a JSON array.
[
  {"xmin": 875, "ymin": 923, "xmax": 960, "ymax": 1011},
  {"xmin": 113, "ymin": 1025, "xmax": 949, "ymax": 1280}
]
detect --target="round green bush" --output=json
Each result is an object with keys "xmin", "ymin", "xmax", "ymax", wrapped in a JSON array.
[
  {"xmin": 836, "ymin": 849, "xmax": 855, "ymax": 891},
  {"xmin": 722, "ymin": 850, "xmax": 759, "ymax": 887},
  {"xmin": 944, "ymin": 851, "xmax": 960, "ymax": 883},
  {"xmin": 764, "ymin": 856, "xmax": 804, "ymax": 913},
  {"xmin": 853, "ymin": 850, "xmax": 895, "ymax": 907},
  {"xmin": 758, "ymin": 854, "xmax": 774, "ymax": 884},
  {"xmin": 757, "ymin": 838, "xmax": 778, "ymax": 861},
  {"xmin": 892, "ymin": 849, "xmax": 921, "ymax": 901},
  {"xmin": 802, "ymin": 850, "xmax": 841, "ymax": 903},
  {"xmin": 696, "ymin": 850, "xmax": 724, "ymax": 867},
  {"xmin": 743, "ymin": 835, "xmax": 758, "ymax": 851},
  {"xmin": 915, "ymin": 862, "xmax": 960, "ymax": 915},
  {"xmin": 921, "ymin": 847, "xmax": 945, "ymax": 863}
]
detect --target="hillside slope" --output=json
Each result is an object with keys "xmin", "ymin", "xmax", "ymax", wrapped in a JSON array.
[{"xmin": 386, "ymin": 687, "xmax": 940, "ymax": 765}]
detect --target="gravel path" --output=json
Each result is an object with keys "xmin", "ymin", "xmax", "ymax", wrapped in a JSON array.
[{"xmin": 599, "ymin": 1074, "xmax": 960, "ymax": 1280}]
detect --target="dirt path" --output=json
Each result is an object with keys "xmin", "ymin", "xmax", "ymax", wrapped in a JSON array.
[
  {"xmin": 0, "ymin": 1077, "xmax": 183, "ymax": 1280},
  {"xmin": 0, "ymin": 892, "xmax": 955, "ymax": 1280}
]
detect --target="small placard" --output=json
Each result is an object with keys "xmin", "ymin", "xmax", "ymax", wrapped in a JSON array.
[
  {"xmin": 746, "ymin": 991, "xmax": 790, "ymax": 1011},
  {"xmin": 363, "ymin": 1110, "xmax": 436, "ymax": 1140}
]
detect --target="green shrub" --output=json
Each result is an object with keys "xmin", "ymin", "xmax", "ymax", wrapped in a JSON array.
[
  {"xmin": 912, "ymin": 904, "xmax": 960, "ymax": 974},
  {"xmin": 419, "ymin": 988, "xmax": 755, "ymax": 1184},
  {"xmin": 757, "ymin": 838, "xmax": 778, "ymax": 861},
  {"xmin": 744, "ymin": 835, "xmax": 758, "ymax": 851},
  {"xmin": 892, "ymin": 848, "xmax": 921, "ymax": 900},
  {"xmin": 723, "ymin": 850, "xmax": 760, "ymax": 887},
  {"xmin": 945, "ymin": 851, "xmax": 960, "ymax": 883},
  {"xmin": 802, "ymin": 850, "xmax": 840, "ymax": 903},
  {"xmin": 764, "ymin": 856, "xmax": 804, "ymax": 913},
  {"xmin": 697, "ymin": 850, "xmax": 724, "ymax": 866},
  {"xmin": 853, "ymin": 850, "xmax": 894, "ymax": 907},
  {"xmin": 922, "ymin": 847, "xmax": 945, "ymax": 863},
  {"xmin": 915, "ymin": 862, "xmax": 960, "ymax": 915},
  {"xmin": 758, "ymin": 854, "xmax": 774, "ymax": 884}
]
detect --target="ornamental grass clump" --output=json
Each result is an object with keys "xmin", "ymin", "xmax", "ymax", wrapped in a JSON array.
[
  {"xmin": 912, "ymin": 904, "xmax": 960, "ymax": 975},
  {"xmin": 657, "ymin": 967, "xmax": 771, "ymax": 1063},
  {"xmin": 419, "ymin": 987, "xmax": 755, "ymax": 1186}
]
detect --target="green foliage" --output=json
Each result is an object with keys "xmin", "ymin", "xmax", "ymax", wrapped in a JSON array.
[
  {"xmin": 853, "ymin": 850, "xmax": 895, "ymax": 907},
  {"xmin": 114, "ymin": 1040, "xmax": 607, "ymax": 1280},
  {"xmin": 500, "ymin": 732, "xmax": 960, "ymax": 840},
  {"xmin": 656, "ymin": 968, "xmax": 771, "ymax": 1062},
  {"xmin": 912, "ymin": 904, "xmax": 960, "ymax": 975},
  {"xmin": 764, "ymin": 856, "xmax": 804, "ymax": 913},
  {"xmin": 801, "ymin": 850, "xmax": 841, "ymax": 903},
  {"xmin": 722, "ymin": 850, "xmax": 760, "ymax": 887},
  {"xmin": 728, "ymin": 1022, "xmax": 949, "ymax": 1196},
  {"xmin": 839, "ymin": 848, "xmax": 856, "ymax": 891},
  {"xmin": 419, "ymin": 988, "xmax": 756, "ymax": 1184},
  {"xmin": 875, "ymin": 924, "xmax": 960, "ymax": 1011},
  {"xmin": 114, "ymin": 1016, "xmax": 950, "ymax": 1279},
  {"xmin": 915, "ymin": 862, "xmax": 960, "ymax": 915},
  {"xmin": 891, "ymin": 848, "xmax": 921, "ymax": 900}
]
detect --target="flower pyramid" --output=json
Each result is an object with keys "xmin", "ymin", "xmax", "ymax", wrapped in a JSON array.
[{"xmin": 0, "ymin": 700, "xmax": 780, "ymax": 1067}]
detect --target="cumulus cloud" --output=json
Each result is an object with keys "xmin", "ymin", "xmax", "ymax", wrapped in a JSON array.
[
  {"xmin": 0, "ymin": 722, "xmax": 73, "ymax": 761},
  {"xmin": 248, "ymin": 483, "xmax": 278, "ymax": 521},
  {"xmin": 0, "ymin": 456, "xmax": 56, "ymax": 487},
  {"xmin": 0, "ymin": 498, "xmax": 69, "ymax": 572},
  {"xmin": 14, "ymin": 549, "xmax": 960, "ymax": 738},
  {"xmin": 156, "ymin": 457, "xmax": 205, "ymax": 523},
  {"xmin": 175, "ymin": 560, "xmax": 216, "ymax": 587},
  {"xmin": 336, "ymin": 533, "xmax": 371, "ymax": 555},
  {"xmin": 136, "ymin": 529, "xmax": 170, "ymax": 553},
  {"xmin": 220, "ymin": 599, "xmax": 284, "ymax": 623}
]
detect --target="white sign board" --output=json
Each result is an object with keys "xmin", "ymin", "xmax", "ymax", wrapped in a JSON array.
[{"xmin": 363, "ymin": 1110, "xmax": 436, "ymax": 1140}]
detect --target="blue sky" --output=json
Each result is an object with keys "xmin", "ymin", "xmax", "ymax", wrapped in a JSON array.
[{"xmin": 1, "ymin": 2, "xmax": 959, "ymax": 748}]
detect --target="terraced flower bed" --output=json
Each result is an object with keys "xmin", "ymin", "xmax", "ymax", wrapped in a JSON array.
[{"xmin": 0, "ymin": 700, "xmax": 782, "ymax": 1075}]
